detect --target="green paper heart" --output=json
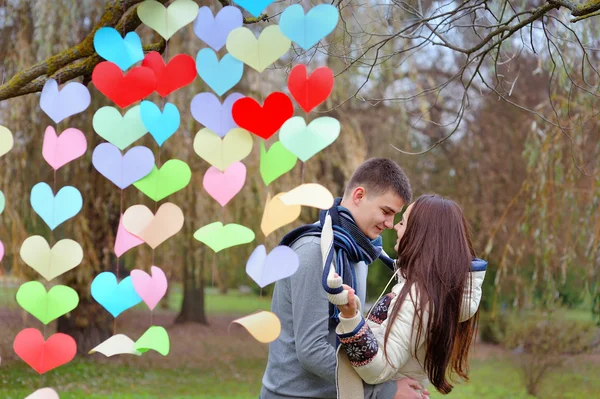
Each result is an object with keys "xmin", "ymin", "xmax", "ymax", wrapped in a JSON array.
[
  {"xmin": 133, "ymin": 159, "xmax": 191, "ymax": 202},
  {"xmin": 92, "ymin": 106, "xmax": 147, "ymax": 150},
  {"xmin": 279, "ymin": 116, "xmax": 340, "ymax": 162},
  {"xmin": 16, "ymin": 281, "xmax": 79, "ymax": 325},
  {"xmin": 260, "ymin": 141, "xmax": 297, "ymax": 186},
  {"xmin": 0, "ymin": 190, "xmax": 4, "ymax": 215},
  {"xmin": 134, "ymin": 326, "xmax": 170, "ymax": 356},
  {"xmin": 194, "ymin": 222, "xmax": 255, "ymax": 253},
  {"xmin": 137, "ymin": 0, "xmax": 199, "ymax": 41}
]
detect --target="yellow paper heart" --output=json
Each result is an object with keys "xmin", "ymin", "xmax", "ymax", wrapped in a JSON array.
[
  {"xmin": 137, "ymin": 0, "xmax": 199, "ymax": 40},
  {"xmin": 231, "ymin": 311, "xmax": 281, "ymax": 343},
  {"xmin": 19, "ymin": 236, "xmax": 83, "ymax": 281},
  {"xmin": 280, "ymin": 183, "xmax": 334, "ymax": 210},
  {"xmin": 122, "ymin": 203, "xmax": 184, "ymax": 249},
  {"xmin": 226, "ymin": 25, "xmax": 291, "ymax": 72},
  {"xmin": 194, "ymin": 128, "xmax": 253, "ymax": 172},
  {"xmin": 261, "ymin": 192, "xmax": 301, "ymax": 237},
  {"xmin": 0, "ymin": 125, "xmax": 14, "ymax": 158}
]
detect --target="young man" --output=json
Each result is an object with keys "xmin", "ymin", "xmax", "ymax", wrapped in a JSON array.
[{"xmin": 260, "ymin": 158, "xmax": 427, "ymax": 399}]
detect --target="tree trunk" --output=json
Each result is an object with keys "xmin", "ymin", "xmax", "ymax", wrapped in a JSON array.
[{"xmin": 57, "ymin": 298, "xmax": 112, "ymax": 355}]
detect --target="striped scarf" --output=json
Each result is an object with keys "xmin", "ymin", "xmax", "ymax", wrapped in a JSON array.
[{"xmin": 279, "ymin": 197, "xmax": 395, "ymax": 320}]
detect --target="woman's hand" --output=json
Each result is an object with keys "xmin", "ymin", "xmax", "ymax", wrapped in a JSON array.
[{"xmin": 335, "ymin": 275, "xmax": 358, "ymax": 318}]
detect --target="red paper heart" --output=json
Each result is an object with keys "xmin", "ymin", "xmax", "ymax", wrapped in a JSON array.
[
  {"xmin": 288, "ymin": 65, "xmax": 334, "ymax": 113},
  {"xmin": 13, "ymin": 328, "xmax": 77, "ymax": 374},
  {"xmin": 142, "ymin": 52, "xmax": 196, "ymax": 97},
  {"xmin": 92, "ymin": 61, "xmax": 157, "ymax": 108},
  {"xmin": 232, "ymin": 92, "xmax": 294, "ymax": 140}
]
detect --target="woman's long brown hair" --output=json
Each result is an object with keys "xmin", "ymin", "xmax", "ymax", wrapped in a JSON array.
[{"xmin": 383, "ymin": 194, "xmax": 479, "ymax": 394}]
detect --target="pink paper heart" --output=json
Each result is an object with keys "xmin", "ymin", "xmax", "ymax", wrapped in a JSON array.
[
  {"xmin": 114, "ymin": 213, "xmax": 144, "ymax": 257},
  {"xmin": 42, "ymin": 126, "xmax": 87, "ymax": 170},
  {"xmin": 130, "ymin": 266, "xmax": 168, "ymax": 311},
  {"xmin": 0, "ymin": 240, "xmax": 4, "ymax": 262},
  {"xmin": 203, "ymin": 162, "xmax": 246, "ymax": 206}
]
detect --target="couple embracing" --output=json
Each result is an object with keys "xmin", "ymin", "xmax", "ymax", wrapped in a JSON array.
[{"xmin": 260, "ymin": 158, "xmax": 487, "ymax": 399}]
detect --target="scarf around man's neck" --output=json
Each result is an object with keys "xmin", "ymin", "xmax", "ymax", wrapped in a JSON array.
[{"xmin": 279, "ymin": 197, "xmax": 395, "ymax": 321}]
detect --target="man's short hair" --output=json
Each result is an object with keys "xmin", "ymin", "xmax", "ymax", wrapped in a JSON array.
[{"xmin": 343, "ymin": 158, "xmax": 412, "ymax": 203}]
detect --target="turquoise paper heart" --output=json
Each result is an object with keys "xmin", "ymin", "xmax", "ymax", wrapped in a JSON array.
[
  {"xmin": 279, "ymin": 4, "xmax": 339, "ymax": 50},
  {"xmin": 91, "ymin": 272, "xmax": 142, "ymax": 318},
  {"xmin": 140, "ymin": 101, "xmax": 180, "ymax": 147},
  {"xmin": 93, "ymin": 27, "xmax": 144, "ymax": 71},
  {"xmin": 196, "ymin": 49, "xmax": 243, "ymax": 96},
  {"xmin": 234, "ymin": 0, "xmax": 274, "ymax": 18},
  {"xmin": 30, "ymin": 182, "xmax": 83, "ymax": 231}
]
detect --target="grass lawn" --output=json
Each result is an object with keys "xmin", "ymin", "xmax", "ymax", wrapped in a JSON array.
[{"xmin": 1, "ymin": 279, "xmax": 598, "ymax": 398}]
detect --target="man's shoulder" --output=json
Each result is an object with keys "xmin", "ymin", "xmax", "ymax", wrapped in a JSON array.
[{"xmin": 290, "ymin": 235, "xmax": 321, "ymax": 250}]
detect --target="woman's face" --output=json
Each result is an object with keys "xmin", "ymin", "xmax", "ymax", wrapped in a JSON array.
[{"xmin": 393, "ymin": 203, "xmax": 413, "ymax": 252}]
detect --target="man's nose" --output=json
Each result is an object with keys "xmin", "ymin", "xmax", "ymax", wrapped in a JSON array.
[{"xmin": 384, "ymin": 215, "xmax": 394, "ymax": 229}]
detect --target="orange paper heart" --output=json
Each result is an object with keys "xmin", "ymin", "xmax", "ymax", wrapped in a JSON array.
[
  {"xmin": 261, "ymin": 192, "xmax": 301, "ymax": 237},
  {"xmin": 122, "ymin": 203, "xmax": 184, "ymax": 249}
]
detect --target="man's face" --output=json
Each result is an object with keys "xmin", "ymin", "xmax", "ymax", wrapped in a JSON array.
[{"xmin": 349, "ymin": 188, "xmax": 405, "ymax": 239}]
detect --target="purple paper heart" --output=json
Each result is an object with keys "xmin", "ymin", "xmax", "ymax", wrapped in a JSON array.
[
  {"xmin": 245, "ymin": 245, "xmax": 299, "ymax": 288},
  {"xmin": 40, "ymin": 79, "xmax": 91, "ymax": 124},
  {"xmin": 190, "ymin": 92, "xmax": 244, "ymax": 138},
  {"xmin": 92, "ymin": 143, "xmax": 155, "ymax": 189},
  {"xmin": 194, "ymin": 6, "xmax": 243, "ymax": 52}
]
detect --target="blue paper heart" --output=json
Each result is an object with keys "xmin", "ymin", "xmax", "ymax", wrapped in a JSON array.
[
  {"xmin": 234, "ymin": 0, "xmax": 274, "ymax": 18},
  {"xmin": 279, "ymin": 4, "xmax": 339, "ymax": 50},
  {"xmin": 93, "ymin": 27, "xmax": 144, "ymax": 71},
  {"xmin": 196, "ymin": 49, "xmax": 243, "ymax": 97},
  {"xmin": 140, "ymin": 101, "xmax": 180, "ymax": 147},
  {"xmin": 30, "ymin": 182, "xmax": 82, "ymax": 231},
  {"xmin": 91, "ymin": 272, "xmax": 142, "ymax": 318}
]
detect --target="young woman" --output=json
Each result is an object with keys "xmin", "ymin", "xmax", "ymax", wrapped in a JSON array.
[{"xmin": 334, "ymin": 194, "xmax": 487, "ymax": 396}]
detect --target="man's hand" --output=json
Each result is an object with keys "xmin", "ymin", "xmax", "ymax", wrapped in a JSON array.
[
  {"xmin": 336, "ymin": 281, "xmax": 358, "ymax": 318},
  {"xmin": 394, "ymin": 378, "xmax": 430, "ymax": 399}
]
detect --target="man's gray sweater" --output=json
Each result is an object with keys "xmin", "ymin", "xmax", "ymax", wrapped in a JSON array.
[{"xmin": 260, "ymin": 236, "xmax": 397, "ymax": 399}]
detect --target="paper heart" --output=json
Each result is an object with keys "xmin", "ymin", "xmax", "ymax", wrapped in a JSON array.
[
  {"xmin": 0, "ymin": 240, "xmax": 4, "ymax": 262},
  {"xmin": 193, "ymin": 222, "xmax": 255, "ymax": 253},
  {"xmin": 134, "ymin": 326, "xmax": 170, "ymax": 356},
  {"xmin": 203, "ymin": 162, "xmax": 246, "ymax": 206},
  {"xmin": 234, "ymin": 0, "xmax": 275, "ymax": 18},
  {"xmin": 91, "ymin": 272, "xmax": 142, "ymax": 317},
  {"xmin": 14, "ymin": 329, "xmax": 76, "ymax": 374},
  {"xmin": 279, "ymin": 116, "xmax": 340, "ymax": 162},
  {"xmin": 231, "ymin": 311, "xmax": 281, "ymax": 343},
  {"xmin": 93, "ymin": 27, "xmax": 144, "ymax": 71},
  {"xmin": 232, "ymin": 92, "xmax": 294, "ymax": 139},
  {"xmin": 114, "ymin": 213, "xmax": 144, "ymax": 257},
  {"xmin": 193, "ymin": 128, "xmax": 252, "ymax": 171},
  {"xmin": 25, "ymin": 388, "xmax": 60, "ymax": 399},
  {"xmin": 190, "ymin": 92, "xmax": 244, "ymax": 138},
  {"xmin": 0, "ymin": 190, "xmax": 4, "ymax": 215},
  {"xmin": 92, "ymin": 143, "xmax": 155, "ymax": 189},
  {"xmin": 42, "ymin": 126, "xmax": 87, "ymax": 170},
  {"xmin": 89, "ymin": 334, "xmax": 141, "ymax": 357},
  {"xmin": 261, "ymin": 192, "xmax": 301, "ymax": 236},
  {"xmin": 30, "ymin": 183, "xmax": 82, "ymax": 231},
  {"xmin": 131, "ymin": 266, "xmax": 168, "ymax": 311},
  {"xmin": 195, "ymin": 49, "xmax": 243, "ymax": 96},
  {"xmin": 260, "ymin": 141, "xmax": 297, "ymax": 186},
  {"xmin": 133, "ymin": 159, "xmax": 191, "ymax": 202},
  {"xmin": 40, "ymin": 79, "xmax": 91, "ymax": 124},
  {"xmin": 279, "ymin": 4, "xmax": 339, "ymax": 50},
  {"xmin": 19, "ymin": 236, "xmax": 83, "ymax": 281},
  {"xmin": 142, "ymin": 52, "xmax": 196, "ymax": 97},
  {"xmin": 194, "ymin": 6, "xmax": 243, "ymax": 51},
  {"xmin": 0, "ymin": 125, "xmax": 14, "ymax": 157},
  {"xmin": 92, "ymin": 62, "xmax": 157, "ymax": 108},
  {"xmin": 246, "ymin": 245, "xmax": 299, "ymax": 288},
  {"xmin": 16, "ymin": 281, "xmax": 79, "ymax": 325},
  {"xmin": 122, "ymin": 203, "xmax": 185, "ymax": 249},
  {"xmin": 226, "ymin": 25, "xmax": 291, "ymax": 72},
  {"xmin": 140, "ymin": 101, "xmax": 180, "ymax": 146},
  {"xmin": 137, "ymin": 0, "xmax": 199, "ymax": 40},
  {"xmin": 288, "ymin": 64, "xmax": 334, "ymax": 113},
  {"xmin": 93, "ymin": 105, "xmax": 148, "ymax": 150},
  {"xmin": 280, "ymin": 183, "xmax": 335, "ymax": 209}
]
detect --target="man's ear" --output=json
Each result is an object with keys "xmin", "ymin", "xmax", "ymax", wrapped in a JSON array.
[{"xmin": 352, "ymin": 187, "xmax": 365, "ymax": 204}]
